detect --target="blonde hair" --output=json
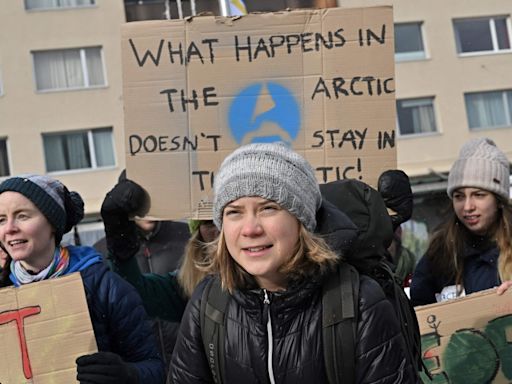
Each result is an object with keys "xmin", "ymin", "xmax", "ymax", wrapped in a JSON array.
[
  {"xmin": 496, "ymin": 200, "xmax": 512, "ymax": 282},
  {"xmin": 204, "ymin": 224, "xmax": 338, "ymax": 293},
  {"xmin": 177, "ymin": 230, "xmax": 211, "ymax": 298}
]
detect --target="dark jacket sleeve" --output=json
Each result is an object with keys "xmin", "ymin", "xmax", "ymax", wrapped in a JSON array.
[
  {"xmin": 355, "ymin": 276, "xmax": 417, "ymax": 384},
  {"xmin": 110, "ymin": 256, "xmax": 188, "ymax": 322},
  {"xmin": 82, "ymin": 264, "xmax": 165, "ymax": 383},
  {"xmin": 169, "ymin": 277, "xmax": 213, "ymax": 383},
  {"xmin": 410, "ymin": 255, "xmax": 438, "ymax": 307}
]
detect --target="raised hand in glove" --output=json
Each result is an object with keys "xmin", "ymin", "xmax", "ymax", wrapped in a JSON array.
[
  {"xmin": 101, "ymin": 179, "xmax": 147, "ymax": 261},
  {"xmin": 76, "ymin": 351, "xmax": 138, "ymax": 384}
]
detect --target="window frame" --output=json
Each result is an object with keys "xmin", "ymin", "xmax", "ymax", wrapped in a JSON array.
[
  {"xmin": 394, "ymin": 21, "xmax": 428, "ymax": 62},
  {"xmin": 42, "ymin": 127, "xmax": 116, "ymax": 174},
  {"xmin": 24, "ymin": 0, "xmax": 96, "ymax": 11},
  {"xmin": 32, "ymin": 46, "xmax": 108, "ymax": 93},
  {"xmin": 396, "ymin": 96, "xmax": 439, "ymax": 137},
  {"xmin": 464, "ymin": 89, "xmax": 512, "ymax": 130},
  {"xmin": 454, "ymin": 15, "xmax": 512, "ymax": 56},
  {"xmin": 0, "ymin": 137, "xmax": 11, "ymax": 178}
]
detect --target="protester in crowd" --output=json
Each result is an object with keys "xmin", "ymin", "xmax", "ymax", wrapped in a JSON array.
[
  {"xmin": 94, "ymin": 170, "xmax": 190, "ymax": 275},
  {"xmin": 170, "ymin": 142, "xmax": 415, "ymax": 383},
  {"xmin": 388, "ymin": 225, "xmax": 417, "ymax": 286},
  {"xmin": 411, "ymin": 138, "xmax": 512, "ymax": 306},
  {"xmin": 100, "ymin": 176, "xmax": 219, "ymax": 366},
  {"xmin": 0, "ymin": 174, "xmax": 164, "ymax": 384},
  {"xmin": 378, "ymin": 169, "xmax": 417, "ymax": 286}
]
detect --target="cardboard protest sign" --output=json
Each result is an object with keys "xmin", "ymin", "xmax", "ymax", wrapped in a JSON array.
[
  {"xmin": 415, "ymin": 288, "xmax": 512, "ymax": 383},
  {"xmin": 121, "ymin": 6, "xmax": 396, "ymax": 220},
  {"xmin": 0, "ymin": 273, "xmax": 97, "ymax": 384}
]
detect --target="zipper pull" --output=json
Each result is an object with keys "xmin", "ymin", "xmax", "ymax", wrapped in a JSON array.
[{"xmin": 263, "ymin": 289, "xmax": 270, "ymax": 305}]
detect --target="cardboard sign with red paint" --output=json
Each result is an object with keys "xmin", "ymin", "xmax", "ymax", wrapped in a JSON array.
[{"xmin": 0, "ymin": 273, "xmax": 97, "ymax": 383}]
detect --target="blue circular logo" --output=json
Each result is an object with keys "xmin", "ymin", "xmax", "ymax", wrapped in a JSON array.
[{"xmin": 228, "ymin": 82, "xmax": 300, "ymax": 145}]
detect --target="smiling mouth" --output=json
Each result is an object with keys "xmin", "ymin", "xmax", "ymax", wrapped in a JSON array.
[
  {"xmin": 243, "ymin": 245, "xmax": 272, "ymax": 252},
  {"xmin": 8, "ymin": 240, "xmax": 27, "ymax": 246}
]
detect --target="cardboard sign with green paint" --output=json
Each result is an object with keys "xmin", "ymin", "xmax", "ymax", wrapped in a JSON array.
[{"xmin": 416, "ymin": 288, "xmax": 512, "ymax": 383}]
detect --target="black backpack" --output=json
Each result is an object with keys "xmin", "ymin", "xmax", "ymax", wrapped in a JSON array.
[{"xmin": 199, "ymin": 179, "xmax": 423, "ymax": 383}]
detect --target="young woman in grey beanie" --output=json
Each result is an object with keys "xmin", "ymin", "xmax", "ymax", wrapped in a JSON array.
[
  {"xmin": 410, "ymin": 138, "xmax": 512, "ymax": 306},
  {"xmin": 0, "ymin": 174, "xmax": 164, "ymax": 383},
  {"xmin": 169, "ymin": 142, "xmax": 416, "ymax": 383}
]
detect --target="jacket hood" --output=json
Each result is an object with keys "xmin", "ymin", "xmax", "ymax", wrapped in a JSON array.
[
  {"xmin": 66, "ymin": 245, "xmax": 103, "ymax": 273},
  {"xmin": 320, "ymin": 179, "xmax": 394, "ymax": 270},
  {"xmin": 314, "ymin": 198, "xmax": 358, "ymax": 256}
]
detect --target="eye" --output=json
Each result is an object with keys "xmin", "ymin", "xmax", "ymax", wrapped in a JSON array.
[
  {"xmin": 224, "ymin": 208, "xmax": 240, "ymax": 217},
  {"xmin": 261, "ymin": 203, "xmax": 280, "ymax": 212},
  {"xmin": 453, "ymin": 194, "xmax": 463, "ymax": 201},
  {"xmin": 0, "ymin": 217, "xmax": 6, "ymax": 225}
]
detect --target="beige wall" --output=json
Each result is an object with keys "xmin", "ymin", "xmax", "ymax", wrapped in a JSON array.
[
  {"xmin": 338, "ymin": 0, "xmax": 512, "ymax": 177},
  {"xmin": 0, "ymin": 0, "xmax": 126, "ymax": 215},
  {"xmin": 1, "ymin": 0, "xmax": 511, "ymax": 220}
]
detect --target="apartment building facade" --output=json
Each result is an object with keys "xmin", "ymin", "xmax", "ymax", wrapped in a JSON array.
[
  {"xmin": 336, "ymin": 0, "xmax": 512, "ymax": 254},
  {"xmin": 1, "ymin": 0, "xmax": 511, "ymax": 250},
  {"xmin": 0, "ymin": 1, "xmax": 126, "ymax": 242}
]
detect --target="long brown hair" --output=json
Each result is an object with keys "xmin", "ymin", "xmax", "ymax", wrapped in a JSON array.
[
  {"xmin": 426, "ymin": 195, "xmax": 512, "ymax": 287},
  {"xmin": 204, "ymin": 224, "xmax": 338, "ymax": 293}
]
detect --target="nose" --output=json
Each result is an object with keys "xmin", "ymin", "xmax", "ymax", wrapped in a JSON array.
[
  {"xmin": 463, "ymin": 197, "xmax": 475, "ymax": 212},
  {"xmin": 240, "ymin": 214, "xmax": 263, "ymax": 237},
  {"xmin": 2, "ymin": 217, "xmax": 18, "ymax": 234}
]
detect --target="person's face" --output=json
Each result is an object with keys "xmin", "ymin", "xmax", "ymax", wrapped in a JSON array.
[
  {"xmin": 452, "ymin": 187, "xmax": 499, "ymax": 236},
  {"xmin": 222, "ymin": 196, "xmax": 300, "ymax": 291},
  {"xmin": 199, "ymin": 221, "xmax": 219, "ymax": 243},
  {"xmin": 135, "ymin": 219, "xmax": 157, "ymax": 233},
  {"xmin": 0, "ymin": 192, "xmax": 56, "ymax": 271}
]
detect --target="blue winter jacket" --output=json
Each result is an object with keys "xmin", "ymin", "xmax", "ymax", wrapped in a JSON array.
[
  {"xmin": 11, "ymin": 245, "xmax": 165, "ymax": 383},
  {"xmin": 410, "ymin": 241, "xmax": 500, "ymax": 307}
]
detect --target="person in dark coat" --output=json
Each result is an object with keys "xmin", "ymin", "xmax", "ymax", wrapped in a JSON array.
[
  {"xmin": 170, "ymin": 142, "xmax": 416, "ymax": 383},
  {"xmin": 411, "ymin": 138, "xmax": 512, "ymax": 307},
  {"xmin": 98, "ymin": 176, "xmax": 213, "ymax": 369},
  {"xmin": 0, "ymin": 174, "xmax": 164, "ymax": 384},
  {"xmin": 378, "ymin": 169, "xmax": 417, "ymax": 286}
]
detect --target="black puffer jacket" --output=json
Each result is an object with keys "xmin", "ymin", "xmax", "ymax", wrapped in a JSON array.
[{"xmin": 170, "ymin": 201, "xmax": 415, "ymax": 383}]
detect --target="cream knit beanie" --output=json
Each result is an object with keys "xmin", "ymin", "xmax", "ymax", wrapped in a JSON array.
[{"xmin": 447, "ymin": 138, "xmax": 510, "ymax": 200}]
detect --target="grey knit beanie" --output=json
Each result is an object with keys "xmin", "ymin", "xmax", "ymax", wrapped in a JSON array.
[
  {"xmin": 213, "ymin": 142, "xmax": 321, "ymax": 231},
  {"xmin": 447, "ymin": 138, "xmax": 510, "ymax": 200},
  {"xmin": 0, "ymin": 174, "xmax": 84, "ymax": 244}
]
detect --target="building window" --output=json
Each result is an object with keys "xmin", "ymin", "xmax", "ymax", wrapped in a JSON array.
[
  {"xmin": 25, "ymin": 0, "xmax": 95, "ymax": 10},
  {"xmin": 0, "ymin": 138, "xmax": 10, "ymax": 177},
  {"xmin": 465, "ymin": 90, "xmax": 512, "ymax": 130},
  {"xmin": 397, "ymin": 97, "xmax": 437, "ymax": 135},
  {"xmin": 33, "ymin": 47, "xmax": 105, "ymax": 91},
  {"xmin": 454, "ymin": 16, "xmax": 511, "ymax": 54},
  {"xmin": 43, "ymin": 128, "xmax": 115, "ymax": 172},
  {"xmin": 395, "ymin": 22, "xmax": 426, "ymax": 61}
]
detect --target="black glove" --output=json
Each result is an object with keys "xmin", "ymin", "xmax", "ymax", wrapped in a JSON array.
[
  {"xmin": 101, "ymin": 179, "xmax": 146, "ymax": 261},
  {"xmin": 76, "ymin": 351, "xmax": 138, "ymax": 384},
  {"xmin": 377, "ymin": 169, "xmax": 413, "ymax": 231}
]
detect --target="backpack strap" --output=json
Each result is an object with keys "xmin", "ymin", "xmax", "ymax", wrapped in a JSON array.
[
  {"xmin": 322, "ymin": 262, "xmax": 360, "ymax": 384},
  {"xmin": 200, "ymin": 276, "xmax": 229, "ymax": 384}
]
